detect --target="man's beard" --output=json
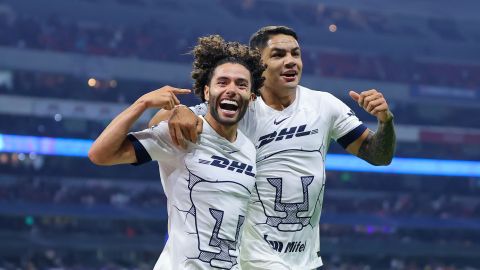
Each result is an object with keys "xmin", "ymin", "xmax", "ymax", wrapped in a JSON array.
[{"xmin": 208, "ymin": 95, "xmax": 248, "ymax": 126}]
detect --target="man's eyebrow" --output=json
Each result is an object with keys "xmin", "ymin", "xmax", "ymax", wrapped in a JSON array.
[
  {"xmin": 270, "ymin": 46, "xmax": 300, "ymax": 52},
  {"xmin": 216, "ymin": 76, "xmax": 248, "ymax": 82},
  {"xmin": 235, "ymin": 78, "xmax": 249, "ymax": 83},
  {"xmin": 270, "ymin": 47, "xmax": 286, "ymax": 53}
]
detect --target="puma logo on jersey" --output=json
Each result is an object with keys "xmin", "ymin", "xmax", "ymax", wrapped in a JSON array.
[
  {"xmin": 199, "ymin": 155, "xmax": 256, "ymax": 177},
  {"xmin": 257, "ymin": 124, "xmax": 317, "ymax": 148}
]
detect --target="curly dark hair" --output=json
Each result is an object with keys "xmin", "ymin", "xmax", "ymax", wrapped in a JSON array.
[{"xmin": 191, "ymin": 35, "xmax": 265, "ymax": 102}]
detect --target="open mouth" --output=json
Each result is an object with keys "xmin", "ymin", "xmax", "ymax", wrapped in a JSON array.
[
  {"xmin": 219, "ymin": 99, "xmax": 239, "ymax": 115},
  {"xmin": 281, "ymin": 70, "xmax": 298, "ymax": 81}
]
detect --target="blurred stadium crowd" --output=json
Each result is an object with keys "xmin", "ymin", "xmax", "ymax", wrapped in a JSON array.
[
  {"xmin": 2, "ymin": 7, "xmax": 480, "ymax": 89},
  {"xmin": 0, "ymin": 0, "xmax": 479, "ymax": 269}
]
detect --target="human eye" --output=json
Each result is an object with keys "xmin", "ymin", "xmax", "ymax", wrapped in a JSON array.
[
  {"xmin": 271, "ymin": 50, "xmax": 284, "ymax": 58},
  {"xmin": 237, "ymin": 81, "xmax": 249, "ymax": 90}
]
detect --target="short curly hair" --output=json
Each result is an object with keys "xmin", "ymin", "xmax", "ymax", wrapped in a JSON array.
[{"xmin": 191, "ymin": 35, "xmax": 265, "ymax": 102}]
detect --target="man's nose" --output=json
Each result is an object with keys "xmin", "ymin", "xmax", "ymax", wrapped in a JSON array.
[
  {"xmin": 225, "ymin": 84, "xmax": 237, "ymax": 95},
  {"xmin": 285, "ymin": 54, "xmax": 297, "ymax": 68}
]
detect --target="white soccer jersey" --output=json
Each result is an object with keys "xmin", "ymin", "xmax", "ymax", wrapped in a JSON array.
[
  {"xmin": 128, "ymin": 117, "xmax": 257, "ymax": 270},
  {"xmin": 237, "ymin": 86, "xmax": 366, "ymax": 269},
  {"xmin": 191, "ymin": 86, "xmax": 366, "ymax": 269}
]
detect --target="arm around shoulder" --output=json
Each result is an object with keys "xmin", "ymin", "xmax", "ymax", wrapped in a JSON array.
[{"xmin": 148, "ymin": 109, "xmax": 173, "ymax": 128}]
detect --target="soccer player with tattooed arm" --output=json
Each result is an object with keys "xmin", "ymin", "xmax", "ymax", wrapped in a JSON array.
[{"xmin": 150, "ymin": 26, "xmax": 396, "ymax": 269}]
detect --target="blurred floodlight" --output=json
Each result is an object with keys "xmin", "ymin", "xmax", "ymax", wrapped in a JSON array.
[
  {"xmin": 329, "ymin": 24, "xmax": 337, "ymax": 32},
  {"xmin": 109, "ymin": 80, "xmax": 117, "ymax": 88},
  {"xmin": 88, "ymin": 78, "xmax": 97, "ymax": 87},
  {"xmin": 54, "ymin": 113, "xmax": 62, "ymax": 122}
]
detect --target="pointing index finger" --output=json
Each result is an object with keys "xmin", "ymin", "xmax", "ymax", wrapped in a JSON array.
[{"xmin": 171, "ymin": 88, "xmax": 192, "ymax": 95}]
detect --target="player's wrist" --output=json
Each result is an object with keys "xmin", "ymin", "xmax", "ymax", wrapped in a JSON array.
[
  {"xmin": 174, "ymin": 104, "xmax": 195, "ymax": 114},
  {"xmin": 379, "ymin": 111, "xmax": 394, "ymax": 124},
  {"xmin": 174, "ymin": 104, "xmax": 187, "ymax": 109},
  {"xmin": 132, "ymin": 99, "xmax": 150, "ymax": 111}
]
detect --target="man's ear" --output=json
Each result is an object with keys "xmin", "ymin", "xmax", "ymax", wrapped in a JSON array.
[
  {"xmin": 204, "ymin": 85, "xmax": 210, "ymax": 101},
  {"xmin": 250, "ymin": 93, "xmax": 256, "ymax": 101}
]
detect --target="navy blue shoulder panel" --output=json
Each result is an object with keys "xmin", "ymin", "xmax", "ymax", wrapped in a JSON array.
[
  {"xmin": 127, "ymin": 134, "xmax": 152, "ymax": 166},
  {"xmin": 337, "ymin": 124, "xmax": 368, "ymax": 149}
]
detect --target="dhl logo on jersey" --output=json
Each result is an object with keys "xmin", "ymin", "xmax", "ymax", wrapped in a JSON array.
[
  {"xmin": 257, "ymin": 124, "xmax": 318, "ymax": 149},
  {"xmin": 198, "ymin": 155, "xmax": 256, "ymax": 177}
]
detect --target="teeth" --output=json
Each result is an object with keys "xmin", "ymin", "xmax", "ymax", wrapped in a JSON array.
[
  {"xmin": 219, "ymin": 99, "xmax": 239, "ymax": 112},
  {"xmin": 220, "ymin": 100, "xmax": 238, "ymax": 106}
]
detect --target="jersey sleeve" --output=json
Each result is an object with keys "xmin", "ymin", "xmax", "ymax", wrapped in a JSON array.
[
  {"xmin": 127, "ymin": 122, "xmax": 184, "ymax": 165},
  {"xmin": 190, "ymin": 102, "xmax": 208, "ymax": 116},
  {"xmin": 237, "ymin": 102, "xmax": 257, "ymax": 140},
  {"xmin": 328, "ymin": 94, "xmax": 367, "ymax": 149}
]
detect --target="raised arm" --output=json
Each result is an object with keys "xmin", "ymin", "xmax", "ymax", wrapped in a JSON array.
[
  {"xmin": 345, "ymin": 89, "xmax": 396, "ymax": 166},
  {"xmin": 88, "ymin": 86, "xmax": 190, "ymax": 166}
]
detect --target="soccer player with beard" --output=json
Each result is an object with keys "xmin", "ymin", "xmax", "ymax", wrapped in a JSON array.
[
  {"xmin": 150, "ymin": 26, "xmax": 396, "ymax": 269},
  {"xmin": 88, "ymin": 35, "xmax": 265, "ymax": 270}
]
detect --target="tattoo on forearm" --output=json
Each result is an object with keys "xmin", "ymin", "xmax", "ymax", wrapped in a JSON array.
[{"xmin": 358, "ymin": 120, "xmax": 396, "ymax": 165}]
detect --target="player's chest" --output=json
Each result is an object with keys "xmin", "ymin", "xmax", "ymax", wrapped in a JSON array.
[
  {"xmin": 252, "ymin": 109, "xmax": 330, "ymax": 152},
  {"xmin": 183, "ymin": 149, "xmax": 257, "ymax": 191}
]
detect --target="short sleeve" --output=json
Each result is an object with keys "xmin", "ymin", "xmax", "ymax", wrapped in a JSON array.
[
  {"xmin": 128, "ymin": 122, "xmax": 184, "ymax": 165},
  {"xmin": 328, "ymin": 94, "xmax": 367, "ymax": 149},
  {"xmin": 190, "ymin": 102, "xmax": 208, "ymax": 116},
  {"xmin": 237, "ymin": 101, "xmax": 257, "ymax": 141}
]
